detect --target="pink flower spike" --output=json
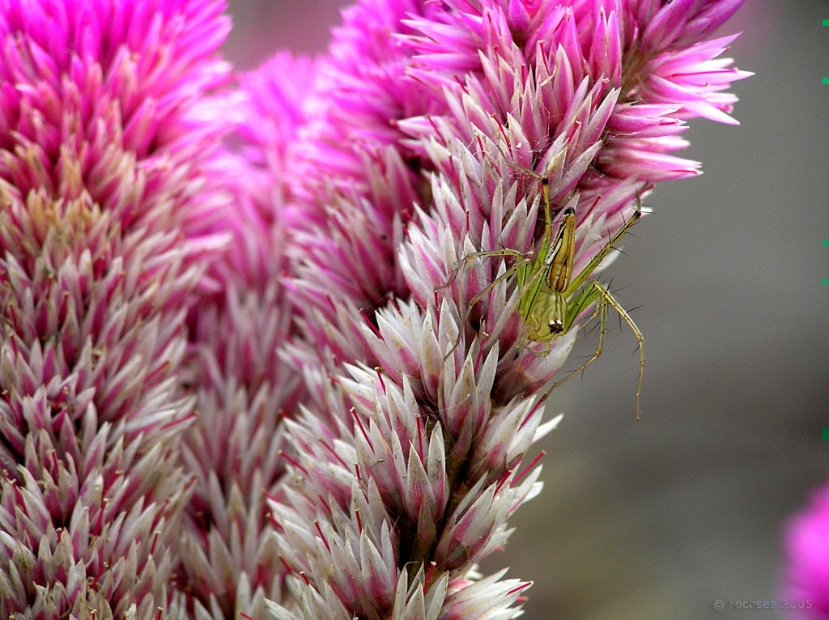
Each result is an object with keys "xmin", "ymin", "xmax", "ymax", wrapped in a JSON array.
[{"xmin": 0, "ymin": 0, "xmax": 750, "ymax": 616}]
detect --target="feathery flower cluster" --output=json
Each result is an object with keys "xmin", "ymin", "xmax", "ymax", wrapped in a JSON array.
[
  {"xmin": 0, "ymin": 0, "xmax": 749, "ymax": 618},
  {"xmin": 265, "ymin": 0, "xmax": 749, "ymax": 618}
]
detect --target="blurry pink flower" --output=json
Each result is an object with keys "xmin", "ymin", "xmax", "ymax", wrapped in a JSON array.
[
  {"xmin": 174, "ymin": 53, "xmax": 314, "ymax": 617},
  {"xmin": 782, "ymin": 482, "xmax": 829, "ymax": 618}
]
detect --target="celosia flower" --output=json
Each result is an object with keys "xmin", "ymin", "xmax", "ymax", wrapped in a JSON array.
[
  {"xmin": 782, "ymin": 481, "xmax": 829, "ymax": 618},
  {"xmin": 266, "ymin": 1, "xmax": 750, "ymax": 618},
  {"xmin": 0, "ymin": 0, "xmax": 750, "ymax": 618},
  {"xmin": 0, "ymin": 0, "xmax": 233, "ymax": 616}
]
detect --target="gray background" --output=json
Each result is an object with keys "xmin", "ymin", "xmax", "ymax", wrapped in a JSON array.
[{"xmin": 225, "ymin": 1, "xmax": 829, "ymax": 618}]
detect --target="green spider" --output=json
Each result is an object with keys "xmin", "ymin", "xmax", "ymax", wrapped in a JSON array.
[{"xmin": 442, "ymin": 171, "xmax": 645, "ymax": 419}]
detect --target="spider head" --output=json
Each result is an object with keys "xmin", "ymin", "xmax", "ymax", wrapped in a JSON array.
[{"xmin": 524, "ymin": 291, "xmax": 567, "ymax": 342}]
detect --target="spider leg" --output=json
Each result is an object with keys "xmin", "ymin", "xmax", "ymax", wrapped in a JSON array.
[
  {"xmin": 436, "ymin": 248, "xmax": 526, "ymax": 290},
  {"xmin": 545, "ymin": 284, "xmax": 607, "ymax": 395},
  {"xmin": 528, "ymin": 339, "xmax": 553, "ymax": 358},
  {"xmin": 545, "ymin": 281, "xmax": 644, "ymax": 419},
  {"xmin": 597, "ymin": 282, "xmax": 645, "ymax": 421},
  {"xmin": 440, "ymin": 250, "xmax": 531, "ymax": 359}
]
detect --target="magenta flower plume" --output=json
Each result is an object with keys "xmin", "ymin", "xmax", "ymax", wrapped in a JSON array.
[
  {"xmin": 782, "ymin": 481, "xmax": 829, "ymax": 618},
  {"xmin": 0, "ymin": 0, "xmax": 233, "ymax": 616},
  {"xmin": 0, "ymin": 0, "xmax": 750, "ymax": 617},
  {"xmin": 265, "ymin": 0, "xmax": 750, "ymax": 618}
]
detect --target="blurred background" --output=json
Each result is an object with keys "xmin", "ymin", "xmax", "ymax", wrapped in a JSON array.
[{"xmin": 224, "ymin": 1, "xmax": 829, "ymax": 618}]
